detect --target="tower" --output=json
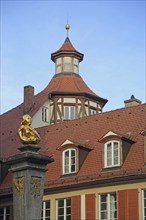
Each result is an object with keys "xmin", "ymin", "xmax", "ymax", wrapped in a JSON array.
[{"xmin": 31, "ymin": 24, "xmax": 107, "ymax": 127}]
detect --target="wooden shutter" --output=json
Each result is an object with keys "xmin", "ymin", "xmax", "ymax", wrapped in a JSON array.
[
  {"xmin": 118, "ymin": 189, "xmax": 139, "ymax": 220},
  {"xmin": 71, "ymin": 195, "xmax": 81, "ymax": 220},
  {"xmin": 86, "ymin": 194, "xmax": 96, "ymax": 220}
]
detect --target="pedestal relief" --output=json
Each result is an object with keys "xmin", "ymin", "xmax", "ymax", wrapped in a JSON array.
[
  {"xmin": 13, "ymin": 176, "xmax": 25, "ymax": 195},
  {"xmin": 31, "ymin": 176, "xmax": 41, "ymax": 198}
]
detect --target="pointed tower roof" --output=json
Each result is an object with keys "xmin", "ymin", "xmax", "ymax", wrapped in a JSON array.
[{"xmin": 51, "ymin": 36, "xmax": 84, "ymax": 62}]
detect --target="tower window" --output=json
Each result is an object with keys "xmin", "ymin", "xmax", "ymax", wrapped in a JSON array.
[
  {"xmin": 64, "ymin": 106, "xmax": 75, "ymax": 120},
  {"xmin": 90, "ymin": 109, "xmax": 96, "ymax": 115}
]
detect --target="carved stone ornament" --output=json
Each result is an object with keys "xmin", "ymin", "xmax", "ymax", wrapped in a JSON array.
[
  {"xmin": 13, "ymin": 176, "xmax": 25, "ymax": 194},
  {"xmin": 18, "ymin": 114, "xmax": 40, "ymax": 145},
  {"xmin": 31, "ymin": 177, "xmax": 41, "ymax": 198}
]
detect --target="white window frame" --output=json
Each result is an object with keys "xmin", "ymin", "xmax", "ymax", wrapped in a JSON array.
[
  {"xmin": 41, "ymin": 200, "xmax": 50, "ymax": 220},
  {"xmin": 56, "ymin": 198, "xmax": 71, "ymax": 220},
  {"xmin": 99, "ymin": 192, "xmax": 117, "ymax": 220},
  {"xmin": 142, "ymin": 189, "xmax": 146, "ymax": 220},
  {"xmin": 0, "ymin": 207, "xmax": 10, "ymax": 220},
  {"xmin": 64, "ymin": 106, "xmax": 75, "ymax": 120},
  {"xmin": 42, "ymin": 106, "xmax": 48, "ymax": 122},
  {"xmin": 90, "ymin": 108, "xmax": 96, "ymax": 115},
  {"xmin": 104, "ymin": 140, "xmax": 120, "ymax": 168},
  {"xmin": 62, "ymin": 149, "xmax": 76, "ymax": 175}
]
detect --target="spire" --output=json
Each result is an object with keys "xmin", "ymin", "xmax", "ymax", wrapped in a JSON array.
[{"xmin": 51, "ymin": 25, "xmax": 84, "ymax": 63}]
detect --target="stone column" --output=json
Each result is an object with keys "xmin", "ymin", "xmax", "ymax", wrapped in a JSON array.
[{"xmin": 6, "ymin": 145, "xmax": 54, "ymax": 220}]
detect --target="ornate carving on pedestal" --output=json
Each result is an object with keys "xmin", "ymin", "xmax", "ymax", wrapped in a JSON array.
[
  {"xmin": 31, "ymin": 177, "xmax": 41, "ymax": 198},
  {"xmin": 13, "ymin": 176, "xmax": 25, "ymax": 195},
  {"xmin": 18, "ymin": 114, "xmax": 40, "ymax": 145}
]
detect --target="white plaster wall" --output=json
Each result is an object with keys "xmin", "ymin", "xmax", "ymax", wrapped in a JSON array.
[
  {"xmin": 64, "ymin": 98, "xmax": 76, "ymax": 103},
  {"xmin": 90, "ymin": 101, "xmax": 97, "ymax": 108},
  {"xmin": 85, "ymin": 106, "xmax": 89, "ymax": 116},
  {"xmin": 32, "ymin": 100, "xmax": 50, "ymax": 128}
]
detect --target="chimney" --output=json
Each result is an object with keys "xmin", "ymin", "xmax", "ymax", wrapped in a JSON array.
[
  {"xmin": 124, "ymin": 95, "xmax": 141, "ymax": 107},
  {"xmin": 23, "ymin": 85, "xmax": 34, "ymax": 114}
]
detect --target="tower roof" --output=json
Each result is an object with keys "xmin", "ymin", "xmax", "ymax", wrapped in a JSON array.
[
  {"xmin": 28, "ymin": 73, "xmax": 108, "ymax": 116},
  {"xmin": 51, "ymin": 37, "xmax": 84, "ymax": 62}
]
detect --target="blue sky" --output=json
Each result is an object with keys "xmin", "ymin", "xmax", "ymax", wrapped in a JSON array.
[{"xmin": 1, "ymin": 0, "xmax": 145, "ymax": 114}]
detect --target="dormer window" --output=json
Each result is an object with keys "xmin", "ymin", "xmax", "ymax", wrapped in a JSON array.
[
  {"xmin": 104, "ymin": 141, "xmax": 120, "ymax": 168},
  {"xmin": 63, "ymin": 149, "xmax": 76, "ymax": 174},
  {"xmin": 57, "ymin": 139, "xmax": 92, "ymax": 176},
  {"xmin": 99, "ymin": 131, "xmax": 135, "ymax": 169},
  {"xmin": 64, "ymin": 106, "xmax": 75, "ymax": 120}
]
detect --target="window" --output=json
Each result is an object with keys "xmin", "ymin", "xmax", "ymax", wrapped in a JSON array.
[
  {"xmin": 104, "ymin": 141, "xmax": 120, "ymax": 168},
  {"xmin": 42, "ymin": 107, "xmax": 48, "ymax": 122},
  {"xmin": 0, "ymin": 207, "xmax": 10, "ymax": 220},
  {"xmin": 56, "ymin": 198, "xmax": 71, "ymax": 220},
  {"xmin": 99, "ymin": 193, "xmax": 117, "ymax": 220},
  {"xmin": 41, "ymin": 201, "xmax": 50, "ymax": 220},
  {"xmin": 143, "ymin": 189, "xmax": 146, "ymax": 220},
  {"xmin": 73, "ymin": 58, "xmax": 79, "ymax": 74},
  {"xmin": 90, "ymin": 109, "xmax": 96, "ymax": 115},
  {"xmin": 63, "ymin": 149, "xmax": 76, "ymax": 174},
  {"xmin": 64, "ymin": 106, "xmax": 75, "ymax": 120}
]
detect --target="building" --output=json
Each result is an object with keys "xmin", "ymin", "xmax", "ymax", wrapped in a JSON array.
[{"xmin": 0, "ymin": 25, "xmax": 146, "ymax": 220}]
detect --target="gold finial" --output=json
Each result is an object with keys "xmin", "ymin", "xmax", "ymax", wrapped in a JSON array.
[
  {"xmin": 65, "ymin": 23, "xmax": 70, "ymax": 37},
  {"xmin": 18, "ymin": 114, "xmax": 40, "ymax": 145}
]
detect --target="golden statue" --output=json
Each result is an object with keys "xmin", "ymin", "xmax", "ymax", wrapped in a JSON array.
[{"xmin": 18, "ymin": 114, "xmax": 40, "ymax": 145}]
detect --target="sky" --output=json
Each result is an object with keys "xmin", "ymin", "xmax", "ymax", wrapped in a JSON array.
[{"xmin": 1, "ymin": 0, "xmax": 145, "ymax": 114}]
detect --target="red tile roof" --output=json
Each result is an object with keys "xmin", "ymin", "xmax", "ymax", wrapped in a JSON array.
[
  {"xmin": 0, "ymin": 103, "xmax": 145, "ymax": 190},
  {"xmin": 26, "ymin": 73, "xmax": 107, "ymax": 116}
]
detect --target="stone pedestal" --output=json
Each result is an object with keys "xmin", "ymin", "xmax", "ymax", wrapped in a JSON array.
[{"xmin": 6, "ymin": 145, "xmax": 54, "ymax": 220}]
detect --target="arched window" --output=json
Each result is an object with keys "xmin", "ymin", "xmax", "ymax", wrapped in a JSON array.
[
  {"xmin": 63, "ymin": 149, "xmax": 76, "ymax": 174},
  {"xmin": 104, "ymin": 141, "xmax": 120, "ymax": 168}
]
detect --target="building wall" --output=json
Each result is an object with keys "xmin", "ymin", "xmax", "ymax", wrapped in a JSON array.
[
  {"xmin": 43, "ymin": 182, "xmax": 145, "ymax": 220},
  {"xmin": 32, "ymin": 100, "xmax": 50, "ymax": 128}
]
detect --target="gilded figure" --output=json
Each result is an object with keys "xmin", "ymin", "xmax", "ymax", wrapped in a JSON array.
[
  {"xmin": 14, "ymin": 176, "xmax": 25, "ymax": 194},
  {"xmin": 18, "ymin": 114, "xmax": 40, "ymax": 145}
]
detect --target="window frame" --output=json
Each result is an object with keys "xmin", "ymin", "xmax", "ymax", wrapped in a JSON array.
[
  {"xmin": 142, "ymin": 189, "xmax": 146, "ymax": 220},
  {"xmin": 41, "ymin": 200, "xmax": 50, "ymax": 220},
  {"xmin": 0, "ymin": 207, "xmax": 10, "ymax": 220},
  {"xmin": 104, "ymin": 140, "xmax": 120, "ymax": 168},
  {"xmin": 99, "ymin": 192, "xmax": 117, "ymax": 220},
  {"xmin": 64, "ymin": 106, "xmax": 75, "ymax": 120},
  {"xmin": 56, "ymin": 198, "xmax": 71, "ymax": 220},
  {"xmin": 90, "ymin": 108, "xmax": 96, "ymax": 115},
  {"xmin": 42, "ymin": 106, "xmax": 48, "ymax": 122},
  {"xmin": 62, "ymin": 148, "xmax": 76, "ymax": 175}
]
